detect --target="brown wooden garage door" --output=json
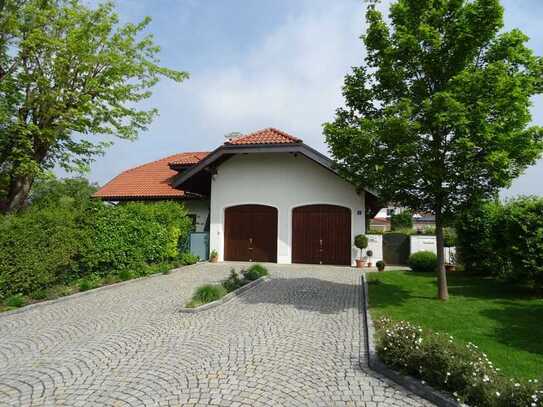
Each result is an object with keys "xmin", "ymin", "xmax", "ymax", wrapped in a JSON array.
[
  {"xmin": 292, "ymin": 204, "xmax": 351, "ymax": 265},
  {"xmin": 224, "ymin": 205, "xmax": 277, "ymax": 262}
]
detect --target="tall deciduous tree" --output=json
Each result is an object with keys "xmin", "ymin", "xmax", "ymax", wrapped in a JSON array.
[
  {"xmin": 0, "ymin": 0, "xmax": 188, "ymax": 212},
  {"xmin": 324, "ymin": 0, "xmax": 543, "ymax": 300}
]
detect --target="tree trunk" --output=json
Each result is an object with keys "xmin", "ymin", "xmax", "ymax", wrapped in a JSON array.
[
  {"xmin": 435, "ymin": 212, "xmax": 449, "ymax": 300},
  {"xmin": 2, "ymin": 174, "xmax": 33, "ymax": 213}
]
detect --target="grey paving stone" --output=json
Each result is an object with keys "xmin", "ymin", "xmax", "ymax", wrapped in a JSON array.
[{"xmin": 0, "ymin": 263, "xmax": 433, "ymax": 406}]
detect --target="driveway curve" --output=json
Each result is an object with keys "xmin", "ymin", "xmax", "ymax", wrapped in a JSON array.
[{"xmin": 0, "ymin": 263, "xmax": 432, "ymax": 406}]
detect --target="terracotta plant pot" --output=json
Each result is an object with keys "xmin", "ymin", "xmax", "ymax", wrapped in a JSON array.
[
  {"xmin": 355, "ymin": 259, "xmax": 365, "ymax": 268},
  {"xmin": 445, "ymin": 264, "xmax": 456, "ymax": 272},
  {"xmin": 377, "ymin": 267, "xmax": 385, "ymax": 272},
  {"xmin": 367, "ymin": 262, "xmax": 372, "ymax": 268},
  {"xmin": 210, "ymin": 256, "xmax": 218, "ymax": 263}
]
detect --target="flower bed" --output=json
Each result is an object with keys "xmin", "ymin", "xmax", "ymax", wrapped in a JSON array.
[
  {"xmin": 375, "ymin": 317, "xmax": 543, "ymax": 407},
  {"xmin": 184, "ymin": 264, "xmax": 268, "ymax": 308}
]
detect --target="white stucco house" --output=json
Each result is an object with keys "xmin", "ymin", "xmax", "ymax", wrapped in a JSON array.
[{"xmin": 94, "ymin": 128, "xmax": 381, "ymax": 266}]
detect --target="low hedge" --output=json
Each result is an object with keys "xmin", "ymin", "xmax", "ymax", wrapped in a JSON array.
[
  {"xmin": 375, "ymin": 318, "xmax": 543, "ymax": 406},
  {"xmin": 408, "ymin": 251, "xmax": 438, "ymax": 273}
]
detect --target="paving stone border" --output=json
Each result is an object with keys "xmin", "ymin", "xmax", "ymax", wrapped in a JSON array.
[
  {"xmin": 179, "ymin": 276, "xmax": 269, "ymax": 313},
  {"xmin": 360, "ymin": 273, "xmax": 460, "ymax": 407},
  {"xmin": 0, "ymin": 262, "xmax": 204, "ymax": 319}
]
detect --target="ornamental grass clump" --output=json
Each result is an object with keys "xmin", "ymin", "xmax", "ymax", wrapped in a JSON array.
[
  {"xmin": 375, "ymin": 318, "xmax": 543, "ymax": 406},
  {"xmin": 242, "ymin": 264, "xmax": 269, "ymax": 281}
]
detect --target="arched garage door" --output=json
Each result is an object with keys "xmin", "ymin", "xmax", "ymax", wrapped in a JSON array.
[
  {"xmin": 292, "ymin": 205, "xmax": 351, "ymax": 265},
  {"xmin": 224, "ymin": 205, "xmax": 277, "ymax": 262}
]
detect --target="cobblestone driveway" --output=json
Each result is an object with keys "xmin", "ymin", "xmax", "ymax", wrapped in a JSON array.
[{"xmin": 0, "ymin": 263, "xmax": 432, "ymax": 406}]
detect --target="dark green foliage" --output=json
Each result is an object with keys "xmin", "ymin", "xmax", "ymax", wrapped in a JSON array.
[
  {"xmin": 192, "ymin": 284, "xmax": 226, "ymax": 304},
  {"xmin": 30, "ymin": 289, "xmax": 47, "ymax": 300},
  {"xmin": 376, "ymin": 260, "xmax": 385, "ymax": 271},
  {"xmin": 390, "ymin": 211, "xmax": 413, "ymax": 231},
  {"xmin": 375, "ymin": 318, "xmax": 543, "ymax": 407},
  {"xmin": 80, "ymin": 202, "xmax": 192, "ymax": 275},
  {"xmin": 354, "ymin": 234, "xmax": 368, "ymax": 250},
  {"xmin": 242, "ymin": 264, "xmax": 268, "ymax": 281},
  {"xmin": 408, "ymin": 251, "xmax": 438, "ymax": 273},
  {"xmin": 30, "ymin": 177, "xmax": 98, "ymax": 210},
  {"xmin": 78, "ymin": 274, "xmax": 101, "ymax": 292},
  {"xmin": 457, "ymin": 197, "xmax": 543, "ymax": 290},
  {"xmin": 5, "ymin": 294, "xmax": 26, "ymax": 308},
  {"xmin": 443, "ymin": 228, "xmax": 457, "ymax": 247},
  {"xmin": 118, "ymin": 270, "xmax": 134, "ymax": 282},
  {"xmin": 222, "ymin": 269, "xmax": 244, "ymax": 292},
  {"xmin": 178, "ymin": 252, "xmax": 199, "ymax": 265},
  {"xmin": 0, "ymin": 182, "xmax": 192, "ymax": 298},
  {"xmin": 0, "ymin": 205, "xmax": 82, "ymax": 297}
]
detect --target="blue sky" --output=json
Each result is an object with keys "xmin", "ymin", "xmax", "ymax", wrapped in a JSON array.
[{"xmin": 82, "ymin": 0, "xmax": 543, "ymax": 197}]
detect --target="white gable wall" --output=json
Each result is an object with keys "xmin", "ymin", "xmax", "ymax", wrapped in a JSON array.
[{"xmin": 209, "ymin": 153, "xmax": 365, "ymax": 265}]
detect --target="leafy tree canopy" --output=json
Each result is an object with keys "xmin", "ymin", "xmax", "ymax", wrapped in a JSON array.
[
  {"xmin": 0, "ymin": 0, "xmax": 188, "ymax": 212},
  {"xmin": 324, "ymin": 0, "xmax": 543, "ymax": 299}
]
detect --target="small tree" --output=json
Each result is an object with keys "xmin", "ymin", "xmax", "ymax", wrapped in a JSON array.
[
  {"xmin": 325, "ymin": 0, "xmax": 543, "ymax": 300},
  {"xmin": 0, "ymin": 0, "xmax": 188, "ymax": 212},
  {"xmin": 390, "ymin": 210, "xmax": 413, "ymax": 231},
  {"xmin": 354, "ymin": 234, "xmax": 369, "ymax": 259}
]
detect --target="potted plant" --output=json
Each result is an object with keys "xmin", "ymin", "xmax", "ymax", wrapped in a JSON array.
[
  {"xmin": 366, "ymin": 250, "xmax": 373, "ymax": 267},
  {"xmin": 354, "ymin": 234, "xmax": 368, "ymax": 268},
  {"xmin": 445, "ymin": 251, "xmax": 456, "ymax": 272},
  {"xmin": 209, "ymin": 249, "xmax": 218, "ymax": 263},
  {"xmin": 376, "ymin": 260, "xmax": 385, "ymax": 272}
]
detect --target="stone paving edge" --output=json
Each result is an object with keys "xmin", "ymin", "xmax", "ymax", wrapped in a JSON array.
[
  {"xmin": 0, "ymin": 262, "xmax": 206, "ymax": 319},
  {"xmin": 360, "ymin": 273, "xmax": 461, "ymax": 407},
  {"xmin": 178, "ymin": 276, "xmax": 269, "ymax": 313}
]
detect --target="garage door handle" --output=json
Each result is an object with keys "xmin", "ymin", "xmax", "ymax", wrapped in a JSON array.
[
  {"xmin": 249, "ymin": 238, "xmax": 253, "ymax": 244},
  {"xmin": 319, "ymin": 239, "xmax": 323, "ymax": 247}
]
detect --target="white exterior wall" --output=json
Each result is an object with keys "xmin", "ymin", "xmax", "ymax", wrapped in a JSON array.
[
  {"xmin": 366, "ymin": 234, "xmax": 383, "ymax": 263},
  {"xmin": 410, "ymin": 235, "xmax": 456, "ymax": 262},
  {"xmin": 183, "ymin": 199, "xmax": 210, "ymax": 232},
  {"xmin": 209, "ymin": 153, "xmax": 366, "ymax": 265}
]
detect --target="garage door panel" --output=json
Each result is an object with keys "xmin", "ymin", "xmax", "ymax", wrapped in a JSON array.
[
  {"xmin": 225, "ymin": 205, "xmax": 277, "ymax": 262},
  {"xmin": 292, "ymin": 204, "xmax": 351, "ymax": 266}
]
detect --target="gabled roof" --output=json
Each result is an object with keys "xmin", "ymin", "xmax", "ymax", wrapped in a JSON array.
[
  {"xmin": 93, "ymin": 152, "xmax": 208, "ymax": 200},
  {"xmin": 168, "ymin": 152, "xmax": 208, "ymax": 166},
  {"xmin": 225, "ymin": 128, "xmax": 302, "ymax": 145}
]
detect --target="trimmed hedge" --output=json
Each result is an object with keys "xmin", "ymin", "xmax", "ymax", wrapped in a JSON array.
[
  {"xmin": 408, "ymin": 251, "xmax": 438, "ymax": 273},
  {"xmin": 457, "ymin": 197, "xmax": 543, "ymax": 291},
  {"xmin": 0, "ymin": 197, "xmax": 192, "ymax": 298},
  {"xmin": 375, "ymin": 318, "xmax": 543, "ymax": 407}
]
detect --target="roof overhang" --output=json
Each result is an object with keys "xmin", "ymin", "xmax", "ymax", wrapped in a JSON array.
[{"xmin": 171, "ymin": 143, "xmax": 379, "ymax": 201}]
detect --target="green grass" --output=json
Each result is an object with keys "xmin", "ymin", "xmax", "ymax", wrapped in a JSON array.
[{"xmin": 367, "ymin": 271, "xmax": 543, "ymax": 380}]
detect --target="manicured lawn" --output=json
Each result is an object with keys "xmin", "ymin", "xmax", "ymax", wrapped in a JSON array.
[{"xmin": 367, "ymin": 271, "xmax": 543, "ymax": 380}]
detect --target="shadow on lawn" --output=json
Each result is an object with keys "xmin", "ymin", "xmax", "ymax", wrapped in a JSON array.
[
  {"xmin": 481, "ymin": 301, "xmax": 543, "ymax": 358},
  {"xmin": 366, "ymin": 279, "xmax": 413, "ymax": 308}
]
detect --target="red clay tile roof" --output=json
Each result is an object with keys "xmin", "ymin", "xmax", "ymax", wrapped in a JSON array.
[
  {"xmin": 169, "ymin": 152, "xmax": 208, "ymax": 166},
  {"xmin": 94, "ymin": 152, "xmax": 208, "ymax": 200},
  {"xmin": 225, "ymin": 128, "xmax": 302, "ymax": 145}
]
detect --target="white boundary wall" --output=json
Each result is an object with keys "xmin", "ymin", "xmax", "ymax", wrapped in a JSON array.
[
  {"xmin": 410, "ymin": 235, "xmax": 456, "ymax": 262},
  {"xmin": 366, "ymin": 234, "xmax": 383, "ymax": 263}
]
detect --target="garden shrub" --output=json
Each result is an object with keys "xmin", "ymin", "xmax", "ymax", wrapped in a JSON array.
[
  {"xmin": 408, "ymin": 251, "xmax": 437, "ymax": 273},
  {"xmin": 391, "ymin": 210, "xmax": 413, "ymax": 230},
  {"xmin": 191, "ymin": 284, "xmax": 226, "ymax": 305},
  {"xmin": 222, "ymin": 269, "xmax": 243, "ymax": 292},
  {"xmin": 375, "ymin": 318, "xmax": 543, "ymax": 406},
  {"xmin": 118, "ymin": 270, "xmax": 134, "ymax": 281},
  {"xmin": 376, "ymin": 260, "xmax": 385, "ymax": 271},
  {"xmin": 79, "ymin": 202, "xmax": 192, "ymax": 275},
  {"xmin": 78, "ymin": 274, "xmax": 101, "ymax": 292},
  {"xmin": 243, "ymin": 264, "xmax": 268, "ymax": 281},
  {"xmin": 5, "ymin": 294, "xmax": 26, "ymax": 308},
  {"xmin": 0, "ymin": 205, "xmax": 82, "ymax": 297},
  {"xmin": 457, "ymin": 197, "xmax": 543, "ymax": 291},
  {"xmin": 178, "ymin": 252, "xmax": 199, "ymax": 265}
]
